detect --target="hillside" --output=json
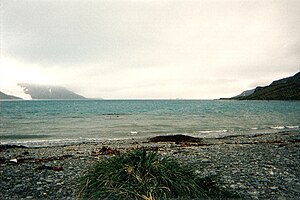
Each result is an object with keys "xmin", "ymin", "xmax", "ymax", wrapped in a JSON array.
[
  {"xmin": 232, "ymin": 89, "xmax": 255, "ymax": 98},
  {"xmin": 230, "ymin": 71, "xmax": 300, "ymax": 100},
  {"xmin": 18, "ymin": 83, "xmax": 86, "ymax": 100},
  {"xmin": 0, "ymin": 91, "xmax": 22, "ymax": 100}
]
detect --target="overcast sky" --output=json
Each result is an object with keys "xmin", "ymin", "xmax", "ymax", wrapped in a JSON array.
[{"xmin": 1, "ymin": 0, "xmax": 299, "ymax": 99}]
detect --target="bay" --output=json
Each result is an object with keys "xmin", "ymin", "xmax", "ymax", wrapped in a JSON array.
[{"xmin": 0, "ymin": 100, "xmax": 299, "ymax": 146}]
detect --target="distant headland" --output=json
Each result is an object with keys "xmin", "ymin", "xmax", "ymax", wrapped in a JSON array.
[
  {"xmin": 0, "ymin": 83, "xmax": 86, "ymax": 100},
  {"xmin": 0, "ymin": 91, "xmax": 22, "ymax": 100},
  {"xmin": 221, "ymin": 71, "xmax": 300, "ymax": 100}
]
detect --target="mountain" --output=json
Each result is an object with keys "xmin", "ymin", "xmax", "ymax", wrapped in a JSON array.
[
  {"xmin": 18, "ymin": 83, "xmax": 86, "ymax": 100},
  {"xmin": 228, "ymin": 71, "xmax": 300, "ymax": 100},
  {"xmin": 232, "ymin": 88, "xmax": 255, "ymax": 98},
  {"xmin": 0, "ymin": 91, "xmax": 22, "ymax": 100}
]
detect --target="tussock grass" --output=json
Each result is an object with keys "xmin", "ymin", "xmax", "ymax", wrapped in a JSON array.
[{"xmin": 76, "ymin": 150, "xmax": 238, "ymax": 199}]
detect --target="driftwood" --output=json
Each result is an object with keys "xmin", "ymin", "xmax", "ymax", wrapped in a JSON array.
[
  {"xmin": 36, "ymin": 164, "xmax": 63, "ymax": 171},
  {"xmin": 91, "ymin": 146, "xmax": 120, "ymax": 156}
]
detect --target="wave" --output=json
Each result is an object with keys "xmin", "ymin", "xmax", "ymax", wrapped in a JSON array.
[
  {"xmin": 0, "ymin": 137, "xmax": 130, "ymax": 148},
  {"xmin": 198, "ymin": 129, "xmax": 228, "ymax": 134},
  {"xmin": 270, "ymin": 125, "xmax": 299, "ymax": 130},
  {"xmin": 1, "ymin": 134, "xmax": 51, "ymax": 139},
  {"xmin": 128, "ymin": 131, "xmax": 138, "ymax": 136},
  {"xmin": 286, "ymin": 125, "xmax": 299, "ymax": 129},
  {"xmin": 270, "ymin": 126, "xmax": 285, "ymax": 130}
]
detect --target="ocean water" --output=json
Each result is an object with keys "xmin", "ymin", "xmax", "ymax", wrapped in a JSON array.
[{"xmin": 0, "ymin": 100, "xmax": 299, "ymax": 147}]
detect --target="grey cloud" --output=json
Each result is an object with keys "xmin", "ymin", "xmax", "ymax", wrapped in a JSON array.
[
  {"xmin": 2, "ymin": 0, "xmax": 169, "ymax": 66},
  {"xmin": 1, "ymin": 0, "xmax": 300, "ymax": 99}
]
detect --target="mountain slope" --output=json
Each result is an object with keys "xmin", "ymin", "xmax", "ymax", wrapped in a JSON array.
[
  {"xmin": 18, "ymin": 83, "xmax": 86, "ymax": 100},
  {"xmin": 0, "ymin": 91, "xmax": 22, "ymax": 100},
  {"xmin": 232, "ymin": 71, "xmax": 300, "ymax": 100},
  {"xmin": 232, "ymin": 88, "xmax": 255, "ymax": 98}
]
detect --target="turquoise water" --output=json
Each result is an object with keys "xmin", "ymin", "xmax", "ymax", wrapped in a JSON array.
[{"xmin": 0, "ymin": 100, "xmax": 299, "ymax": 146}]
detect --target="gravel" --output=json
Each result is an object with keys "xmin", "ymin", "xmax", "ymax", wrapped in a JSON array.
[{"xmin": 1, "ymin": 131, "xmax": 299, "ymax": 199}]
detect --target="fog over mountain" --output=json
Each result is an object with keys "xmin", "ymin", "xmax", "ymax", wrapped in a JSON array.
[
  {"xmin": 17, "ymin": 83, "xmax": 86, "ymax": 100},
  {"xmin": 1, "ymin": 0, "xmax": 300, "ymax": 99}
]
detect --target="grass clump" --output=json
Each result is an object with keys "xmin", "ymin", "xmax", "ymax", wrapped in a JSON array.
[{"xmin": 76, "ymin": 150, "xmax": 237, "ymax": 199}]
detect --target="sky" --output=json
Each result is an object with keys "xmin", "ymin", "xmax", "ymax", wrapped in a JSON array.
[{"xmin": 1, "ymin": 0, "xmax": 299, "ymax": 99}]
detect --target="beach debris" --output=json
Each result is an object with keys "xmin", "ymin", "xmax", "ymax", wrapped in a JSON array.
[
  {"xmin": 36, "ymin": 164, "xmax": 63, "ymax": 171},
  {"xmin": 91, "ymin": 146, "xmax": 120, "ymax": 156},
  {"xmin": 9, "ymin": 158, "xmax": 18, "ymax": 163},
  {"xmin": 149, "ymin": 134, "xmax": 203, "ymax": 145}
]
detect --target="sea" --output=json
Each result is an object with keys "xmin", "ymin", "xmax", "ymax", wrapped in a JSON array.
[{"xmin": 0, "ymin": 100, "xmax": 299, "ymax": 147}]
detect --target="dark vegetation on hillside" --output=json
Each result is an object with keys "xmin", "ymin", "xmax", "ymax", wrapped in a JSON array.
[{"xmin": 229, "ymin": 71, "xmax": 300, "ymax": 100}]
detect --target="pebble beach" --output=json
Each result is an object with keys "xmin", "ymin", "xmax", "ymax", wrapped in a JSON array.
[{"xmin": 1, "ymin": 131, "xmax": 299, "ymax": 199}]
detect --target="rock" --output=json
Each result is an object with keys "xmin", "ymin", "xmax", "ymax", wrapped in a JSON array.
[
  {"xmin": 201, "ymin": 158, "xmax": 210, "ymax": 163},
  {"xmin": 277, "ymin": 196, "xmax": 287, "ymax": 200},
  {"xmin": 14, "ymin": 184, "xmax": 23, "ymax": 188}
]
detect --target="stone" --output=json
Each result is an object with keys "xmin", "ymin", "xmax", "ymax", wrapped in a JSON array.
[
  {"xmin": 201, "ymin": 158, "xmax": 210, "ymax": 163},
  {"xmin": 14, "ymin": 184, "xmax": 23, "ymax": 188},
  {"xmin": 277, "ymin": 196, "xmax": 287, "ymax": 200}
]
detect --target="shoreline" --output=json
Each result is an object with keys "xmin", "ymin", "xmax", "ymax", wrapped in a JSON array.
[
  {"xmin": 1, "ymin": 128, "xmax": 298, "ymax": 148},
  {"xmin": 1, "ymin": 130, "xmax": 299, "ymax": 199}
]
